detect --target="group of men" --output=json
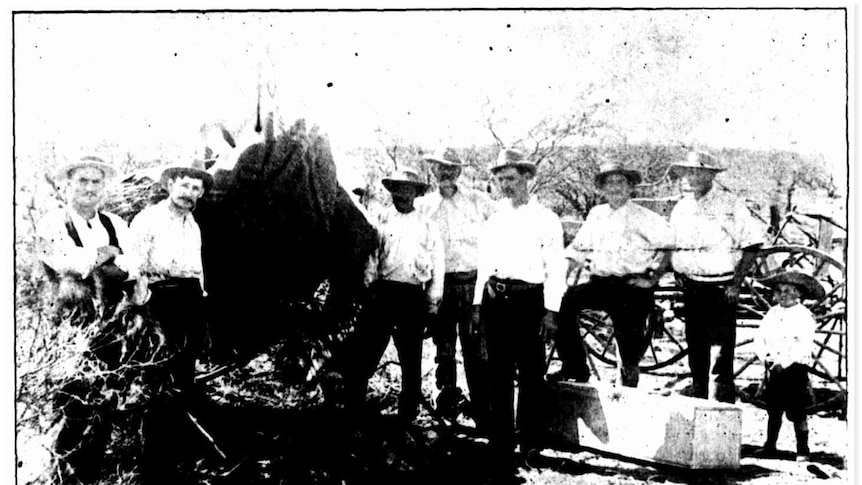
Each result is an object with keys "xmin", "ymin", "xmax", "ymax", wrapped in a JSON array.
[
  {"xmin": 40, "ymin": 146, "xmax": 764, "ymax": 485},
  {"xmin": 37, "ymin": 156, "xmax": 213, "ymax": 483},
  {"xmin": 345, "ymin": 147, "xmax": 763, "ymax": 484}
]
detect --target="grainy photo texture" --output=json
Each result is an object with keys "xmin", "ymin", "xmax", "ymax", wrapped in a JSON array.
[{"xmin": 13, "ymin": 8, "xmax": 849, "ymax": 485}]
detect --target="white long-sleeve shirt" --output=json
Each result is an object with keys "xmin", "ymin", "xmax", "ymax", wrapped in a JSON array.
[
  {"xmin": 417, "ymin": 185, "xmax": 496, "ymax": 273},
  {"xmin": 365, "ymin": 207, "xmax": 445, "ymax": 310},
  {"xmin": 36, "ymin": 206, "xmax": 137, "ymax": 278},
  {"xmin": 754, "ymin": 303, "xmax": 818, "ymax": 368},
  {"xmin": 670, "ymin": 189, "xmax": 764, "ymax": 281},
  {"xmin": 128, "ymin": 200, "xmax": 205, "ymax": 290},
  {"xmin": 567, "ymin": 201, "xmax": 673, "ymax": 277},
  {"xmin": 473, "ymin": 196, "xmax": 567, "ymax": 312}
]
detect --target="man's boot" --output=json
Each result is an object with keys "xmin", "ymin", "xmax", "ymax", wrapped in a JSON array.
[
  {"xmin": 794, "ymin": 419, "xmax": 810, "ymax": 462},
  {"xmin": 754, "ymin": 413, "xmax": 782, "ymax": 457}
]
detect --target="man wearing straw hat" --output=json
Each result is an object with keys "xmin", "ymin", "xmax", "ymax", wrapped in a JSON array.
[
  {"xmin": 418, "ymin": 147, "xmax": 496, "ymax": 426},
  {"xmin": 128, "ymin": 158, "xmax": 214, "ymax": 483},
  {"xmin": 349, "ymin": 169, "xmax": 445, "ymax": 423},
  {"xmin": 551, "ymin": 161, "xmax": 673, "ymax": 388},
  {"xmin": 472, "ymin": 148, "xmax": 566, "ymax": 482},
  {"xmin": 37, "ymin": 156, "xmax": 142, "ymax": 317},
  {"xmin": 669, "ymin": 150, "xmax": 764, "ymax": 403},
  {"xmin": 37, "ymin": 155, "xmax": 143, "ymax": 484}
]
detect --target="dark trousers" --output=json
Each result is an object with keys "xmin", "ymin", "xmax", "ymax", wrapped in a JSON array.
[
  {"xmin": 432, "ymin": 272, "xmax": 491, "ymax": 427},
  {"xmin": 53, "ymin": 380, "xmax": 113, "ymax": 484},
  {"xmin": 140, "ymin": 277, "xmax": 206, "ymax": 484},
  {"xmin": 348, "ymin": 280, "xmax": 427, "ymax": 421},
  {"xmin": 556, "ymin": 276, "xmax": 654, "ymax": 386},
  {"xmin": 681, "ymin": 277, "xmax": 737, "ymax": 403},
  {"xmin": 481, "ymin": 280, "xmax": 547, "ymax": 467},
  {"xmin": 763, "ymin": 363, "xmax": 813, "ymax": 423}
]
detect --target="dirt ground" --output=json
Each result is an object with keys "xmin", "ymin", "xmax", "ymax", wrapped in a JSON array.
[
  {"xmin": 370, "ymin": 337, "xmax": 850, "ymax": 485},
  {"xmin": 16, "ymin": 334, "xmax": 848, "ymax": 485},
  {"xmin": 189, "ymin": 335, "xmax": 849, "ymax": 485}
]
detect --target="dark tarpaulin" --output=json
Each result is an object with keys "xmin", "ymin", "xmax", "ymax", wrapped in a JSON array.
[{"xmin": 198, "ymin": 119, "xmax": 378, "ymax": 361}]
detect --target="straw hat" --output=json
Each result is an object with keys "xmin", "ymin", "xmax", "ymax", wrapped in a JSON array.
[
  {"xmin": 423, "ymin": 147, "xmax": 463, "ymax": 167},
  {"xmin": 160, "ymin": 158, "xmax": 215, "ymax": 189},
  {"xmin": 594, "ymin": 162, "xmax": 642, "ymax": 187},
  {"xmin": 381, "ymin": 169, "xmax": 430, "ymax": 196},
  {"xmin": 490, "ymin": 148, "xmax": 536, "ymax": 177},
  {"xmin": 669, "ymin": 151, "xmax": 726, "ymax": 177},
  {"xmin": 54, "ymin": 156, "xmax": 117, "ymax": 181},
  {"xmin": 759, "ymin": 271, "xmax": 826, "ymax": 301}
]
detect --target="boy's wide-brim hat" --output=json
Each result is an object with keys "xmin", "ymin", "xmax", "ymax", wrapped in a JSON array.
[
  {"xmin": 594, "ymin": 162, "xmax": 642, "ymax": 187},
  {"xmin": 490, "ymin": 148, "xmax": 537, "ymax": 176},
  {"xmin": 381, "ymin": 170, "xmax": 430, "ymax": 195},
  {"xmin": 423, "ymin": 147, "xmax": 463, "ymax": 167},
  {"xmin": 54, "ymin": 156, "xmax": 117, "ymax": 181},
  {"xmin": 160, "ymin": 158, "xmax": 215, "ymax": 189},
  {"xmin": 670, "ymin": 151, "xmax": 726, "ymax": 176},
  {"xmin": 759, "ymin": 271, "xmax": 826, "ymax": 301}
]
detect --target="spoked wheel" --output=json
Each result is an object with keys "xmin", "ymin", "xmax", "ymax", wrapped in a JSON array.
[
  {"xmin": 577, "ymin": 290, "xmax": 688, "ymax": 372},
  {"xmin": 735, "ymin": 245, "xmax": 847, "ymax": 417}
]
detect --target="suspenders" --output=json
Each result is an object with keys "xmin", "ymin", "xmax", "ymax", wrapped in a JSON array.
[{"xmin": 64, "ymin": 212, "xmax": 122, "ymax": 251}]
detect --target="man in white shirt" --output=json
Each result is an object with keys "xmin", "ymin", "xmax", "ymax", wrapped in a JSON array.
[
  {"xmin": 419, "ymin": 147, "xmax": 496, "ymax": 425},
  {"xmin": 350, "ymin": 170, "xmax": 445, "ymax": 423},
  {"xmin": 471, "ymin": 149, "xmax": 566, "ymax": 483},
  {"xmin": 551, "ymin": 162, "xmax": 672, "ymax": 387},
  {"xmin": 38, "ymin": 156, "xmax": 142, "ymax": 484},
  {"xmin": 37, "ymin": 156, "xmax": 140, "ymax": 322},
  {"xmin": 129, "ymin": 159, "xmax": 213, "ymax": 483},
  {"xmin": 669, "ymin": 151, "xmax": 764, "ymax": 403}
]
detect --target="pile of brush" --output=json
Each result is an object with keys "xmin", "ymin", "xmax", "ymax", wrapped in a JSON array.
[{"xmin": 102, "ymin": 170, "xmax": 168, "ymax": 222}]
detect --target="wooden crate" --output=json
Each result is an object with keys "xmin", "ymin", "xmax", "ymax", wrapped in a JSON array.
[{"xmin": 539, "ymin": 381, "xmax": 742, "ymax": 469}]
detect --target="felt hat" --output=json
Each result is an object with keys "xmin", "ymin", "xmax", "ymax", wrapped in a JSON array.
[
  {"xmin": 160, "ymin": 158, "xmax": 215, "ymax": 190},
  {"xmin": 381, "ymin": 170, "xmax": 430, "ymax": 196},
  {"xmin": 423, "ymin": 147, "xmax": 463, "ymax": 167},
  {"xmin": 759, "ymin": 271, "xmax": 826, "ymax": 301},
  {"xmin": 490, "ymin": 148, "xmax": 537, "ymax": 177},
  {"xmin": 594, "ymin": 162, "xmax": 642, "ymax": 187},
  {"xmin": 54, "ymin": 156, "xmax": 117, "ymax": 181},
  {"xmin": 669, "ymin": 151, "xmax": 726, "ymax": 177}
]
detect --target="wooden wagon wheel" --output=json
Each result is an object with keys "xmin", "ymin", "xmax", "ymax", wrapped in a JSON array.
[
  {"xmin": 575, "ymin": 276, "xmax": 688, "ymax": 372},
  {"xmin": 734, "ymin": 245, "xmax": 847, "ymax": 417}
]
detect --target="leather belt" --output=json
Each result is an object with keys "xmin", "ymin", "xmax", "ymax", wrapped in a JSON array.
[
  {"xmin": 376, "ymin": 279, "xmax": 423, "ymax": 290},
  {"xmin": 680, "ymin": 273, "xmax": 734, "ymax": 284},
  {"xmin": 445, "ymin": 270, "xmax": 478, "ymax": 285},
  {"xmin": 488, "ymin": 276, "xmax": 541, "ymax": 294}
]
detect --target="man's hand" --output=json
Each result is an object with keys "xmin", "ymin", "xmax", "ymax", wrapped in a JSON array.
[
  {"xmin": 725, "ymin": 284, "xmax": 741, "ymax": 304},
  {"xmin": 627, "ymin": 276, "xmax": 656, "ymax": 289},
  {"xmin": 131, "ymin": 275, "xmax": 151, "ymax": 306},
  {"xmin": 95, "ymin": 245, "xmax": 121, "ymax": 266},
  {"xmin": 424, "ymin": 309, "xmax": 439, "ymax": 339},
  {"xmin": 540, "ymin": 310, "xmax": 559, "ymax": 344},
  {"xmin": 469, "ymin": 305, "xmax": 482, "ymax": 337}
]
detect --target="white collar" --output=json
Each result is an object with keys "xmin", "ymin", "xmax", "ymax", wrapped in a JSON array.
[{"xmin": 66, "ymin": 206, "xmax": 99, "ymax": 227}]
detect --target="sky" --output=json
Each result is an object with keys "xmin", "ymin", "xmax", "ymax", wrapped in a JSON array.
[{"xmin": 13, "ymin": 9, "xmax": 849, "ymax": 180}]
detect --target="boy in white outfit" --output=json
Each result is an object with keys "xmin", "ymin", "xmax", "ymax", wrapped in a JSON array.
[{"xmin": 753, "ymin": 270, "xmax": 825, "ymax": 462}]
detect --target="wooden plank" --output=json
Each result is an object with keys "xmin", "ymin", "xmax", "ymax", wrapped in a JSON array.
[{"xmin": 538, "ymin": 382, "xmax": 742, "ymax": 469}]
